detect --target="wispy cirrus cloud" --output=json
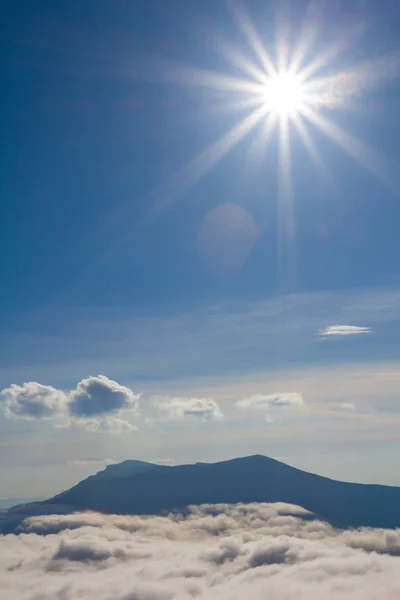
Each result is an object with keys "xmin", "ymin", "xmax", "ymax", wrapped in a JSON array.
[
  {"xmin": 235, "ymin": 392, "xmax": 304, "ymax": 410},
  {"xmin": 235, "ymin": 392, "xmax": 304, "ymax": 423},
  {"xmin": 319, "ymin": 325, "xmax": 371, "ymax": 336}
]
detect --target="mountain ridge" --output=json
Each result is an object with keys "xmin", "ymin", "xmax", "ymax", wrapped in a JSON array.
[
  {"xmin": 3, "ymin": 455, "xmax": 400, "ymax": 533},
  {"xmin": 43, "ymin": 454, "xmax": 400, "ymax": 529}
]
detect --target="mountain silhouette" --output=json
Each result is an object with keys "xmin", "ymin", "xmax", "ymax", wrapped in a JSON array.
[{"xmin": 33, "ymin": 455, "xmax": 400, "ymax": 530}]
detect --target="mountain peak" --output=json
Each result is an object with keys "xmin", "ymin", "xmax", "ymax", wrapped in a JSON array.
[
  {"xmin": 37, "ymin": 454, "xmax": 400, "ymax": 530},
  {"xmin": 94, "ymin": 459, "xmax": 159, "ymax": 480}
]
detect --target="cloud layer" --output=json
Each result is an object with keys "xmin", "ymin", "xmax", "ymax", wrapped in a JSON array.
[
  {"xmin": 1, "ymin": 379, "xmax": 227, "ymax": 432},
  {"xmin": 1, "ymin": 503, "xmax": 400, "ymax": 599},
  {"xmin": 0, "ymin": 374, "xmax": 312, "ymax": 434}
]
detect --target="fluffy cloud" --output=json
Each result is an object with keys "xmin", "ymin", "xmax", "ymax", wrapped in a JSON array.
[
  {"xmin": 68, "ymin": 375, "xmax": 139, "ymax": 417},
  {"xmin": 0, "ymin": 376, "xmax": 140, "ymax": 432},
  {"xmin": 0, "ymin": 382, "xmax": 68, "ymax": 420},
  {"xmin": 235, "ymin": 392, "xmax": 304, "ymax": 411},
  {"xmin": 319, "ymin": 325, "xmax": 371, "ymax": 336},
  {"xmin": 154, "ymin": 397, "xmax": 223, "ymax": 420},
  {"xmin": 1, "ymin": 503, "xmax": 400, "ymax": 600}
]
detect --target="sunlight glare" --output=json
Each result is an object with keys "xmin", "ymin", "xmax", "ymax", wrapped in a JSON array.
[
  {"xmin": 148, "ymin": 4, "xmax": 400, "ymax": 222},
  {"xmin": 261, "ymin": 72, "xmax": 305, "ymax": 118}
]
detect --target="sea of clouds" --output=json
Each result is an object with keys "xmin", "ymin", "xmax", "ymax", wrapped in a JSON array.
[{"xmin": 1, "ymin": 502, "xmax": 400, "ymax": 600}]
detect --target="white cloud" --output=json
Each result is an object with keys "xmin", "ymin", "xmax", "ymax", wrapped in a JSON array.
[
  {"xmin": 0, "ymin": 375, "xmax": 140, "ymax": 433},
  {"xmin": 154, "ymin": 397, "xmax": 223, "ymax": 420},
  {"xmin": 2, "ymin": 503, "xmax": 400, "ymax": 600},
  {"xmin": 0, "ymin": 381, "xmax": 68, "ymax": 420},
  {"xmin": 235, "ymin": 392, "xmax": 304, "ymax": 411},
  {"xmin": 319, "ymin": 325, "xmax": 371, "ymax": 336},
  {"xmin": 68, "ymin": 375, "xmax": 139, "ymax": 417}
]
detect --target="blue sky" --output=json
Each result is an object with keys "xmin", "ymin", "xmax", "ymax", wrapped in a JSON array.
[{"xmin": 2, "ymin": 0, "xmax": 400, "ymax": 500}]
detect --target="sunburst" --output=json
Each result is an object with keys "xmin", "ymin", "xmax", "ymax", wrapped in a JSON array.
[
  {"xmin": 259, "ymin": 72, "xmax": 307, "ymax": 118},
  {"xmin": 153, "ymin": 5, "xmax": 398, "ymax": 211},
  {"xmin": 132, "ymin": 4, "xmax": 400, "ymax": 290}
]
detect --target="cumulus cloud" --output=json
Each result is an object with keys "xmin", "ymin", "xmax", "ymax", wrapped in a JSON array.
[
  {"xmin": 235, "ymin": 392, "xmax": 304, "ymax": 411},
  {"xmin": 0, "ymin": 381, "xmax": 68, "ymax": 420},
  {"xmin": 68, "ymin": 375, "xmax": 139, "ymax": 417},
  {"xmin": 0, "ymin": 375, "xmax": 140, "ymax": 433},
  {"xmin": 319, "ymin": 325, "xmax": 371, "ymax": 336},
  {"xmin": 154, "ymin": 397, "xmax": 223, "ymax": 420},
  {"xmin": 2, "ymin": 503, "xmax": 400, "ymax": 600}
]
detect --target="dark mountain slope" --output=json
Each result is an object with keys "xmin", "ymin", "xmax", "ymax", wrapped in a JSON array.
[
  {"xmin": 43, "ymin": 455, "xmax": 400, "ymax": 529},
  {"xmin": 92, "ymin": 459, "xmax": 159, "ymax": 480}
]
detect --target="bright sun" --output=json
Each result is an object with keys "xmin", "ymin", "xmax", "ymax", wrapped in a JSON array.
[
  {"xmin": 158, "ymin": 3, "xmax": 395, "ymax": 227},
  {"xmin": 262, "ymin": 72, "xmax": 305, "ymax": 118}
]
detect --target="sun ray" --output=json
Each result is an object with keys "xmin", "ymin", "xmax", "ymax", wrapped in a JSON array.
[
  {"xmin": 86, "ymin": 103, "xmax": 270, "ymax": 266},
  {"xmin": 297, "ymin": 23, "xmax": 366, "ymax": 83},
  {"xmin": 217, "ymin": 38, "xmax": 269, "ymax": 84},
  {"xmin": 139, "ymin": 6, "xmax": 400, "ymax": 237},
  {"xmin": 133, "ymin": 7, "xmax": 400, "ymax": 234},
  {"xmin": 203, "ymin": 93, "xmax": 270, "ymax": 120},
  {"xmin": 231, "ymin": 2, "xmax": 277, "ymax": 76},
  {"xmin": 291, "ymin": 115, "xmax": 327, "ymax": 174},
  {"xmin": 259, "ymin": 112, "xmax": 278, "ymax": 153},
  {"xmin": 242, "ymin": 112, "xmax": 278, "ymax": 178},
  {"xmin": 277, "ymin": 116, "xmax": 294, "ymax": 232},
  {"xmin": 274, "ymin": 2, "xmax": 291, "ymax": 75},
  {"xmin": 303, "ymin": 51, "xmax": 400, "ymax": 110},
  {"xmin": 61, "ymin": 5, "xmax": 400, "ymax": 308},
  {"xmin": 162, "ymin": 61, "xmax": 262, "ymax": 95},
  {"xmin": 276, "ymin": 111, "xmax": 297, "ymax": 292},
  {"xmin": 287, "ymin": 29, "xmax": 315, "ymax": 75},
  {"xmin": 151, "ymin": 103, "xmax": 269, "ymax": 214},
  {"xmin": 300, "ymin": 106, "xmax": 397, "ymax": 192},
  {"xmin": 287, "ymin": 5, "xmax": 321, "ymax": 75},
  {"xmin": 277, "ymin": 40, "xmax": 289, "ymax": 75}
]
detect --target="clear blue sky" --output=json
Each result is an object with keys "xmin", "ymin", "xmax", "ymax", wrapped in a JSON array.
[{"xmin": 2, "ymin": 0, "xmax": 400, "ymax": 500}]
